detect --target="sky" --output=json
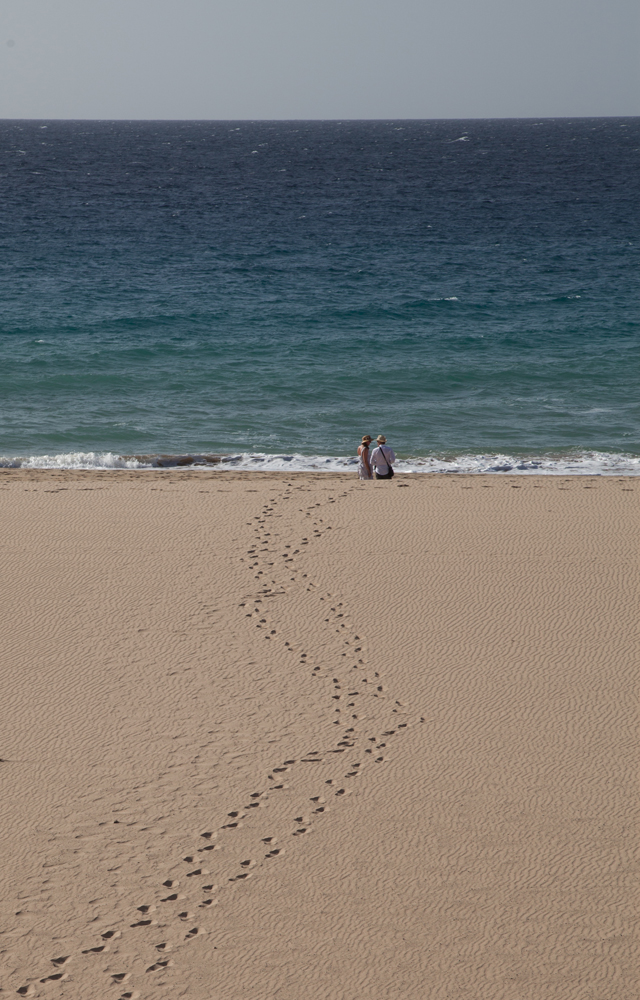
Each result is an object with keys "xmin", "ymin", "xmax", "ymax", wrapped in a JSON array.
[{"xmin": 0, "ymin": 0, "xmax": 638, "ymax": 120}]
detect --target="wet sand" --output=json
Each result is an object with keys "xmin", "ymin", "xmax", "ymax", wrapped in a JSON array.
[{"xmin": 1, "ymin": 470, "xmax": 638, "ymax": 999}]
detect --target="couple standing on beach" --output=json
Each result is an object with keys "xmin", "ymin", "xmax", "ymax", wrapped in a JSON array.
[{"xmin": 358, "ymin": 434, "xmax": 396, "ymax": 480}]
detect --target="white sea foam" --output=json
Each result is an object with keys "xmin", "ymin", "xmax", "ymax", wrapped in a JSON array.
[
  {"xmin": 0, "ymin": 451, "xmax": 149, "ymax": 470},
  {"xmin": 1, "ymin": 450, "xmax": 639, "ymax": 475}
]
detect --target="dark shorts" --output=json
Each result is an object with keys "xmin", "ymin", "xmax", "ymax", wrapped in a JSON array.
[{"xmin": 374, "ymin": 470, "xmax": 393, "ymax": 479}]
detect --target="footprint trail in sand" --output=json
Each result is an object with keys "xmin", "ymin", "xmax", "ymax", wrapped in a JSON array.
[{"xmin": 8, "ymin": 479, "xmax": 423, "ymax": 999}]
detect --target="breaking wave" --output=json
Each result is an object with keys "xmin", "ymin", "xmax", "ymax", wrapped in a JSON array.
[{"xmin": 1, "ymin": 451, "xmax": 639, "ymax": 475}]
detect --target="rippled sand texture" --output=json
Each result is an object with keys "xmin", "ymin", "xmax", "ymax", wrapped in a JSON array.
[{"xmin": 1, "ymin": 471, "xmax": 638, "ymax": 1000}]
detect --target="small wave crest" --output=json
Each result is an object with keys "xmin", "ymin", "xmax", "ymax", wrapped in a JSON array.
[
  {"xmin": 0, "ymin": 451, "xmax": 151, "ymax": 470},
  {"xmin": 1, "ymin": 450, "xmax": 639, "ymax": 475}
]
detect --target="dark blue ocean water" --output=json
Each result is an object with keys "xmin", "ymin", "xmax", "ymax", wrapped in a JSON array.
[{"xmin": 1, "ymin": 118, "xmax": 638, "ymax": 472}]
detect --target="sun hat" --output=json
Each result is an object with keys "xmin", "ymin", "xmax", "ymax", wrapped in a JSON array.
[
  {"xmin": 376, "ymin": 434, "xmax": 386, "ymax": 443},
  {"xmin": 362, "ymin": 435, "xmax": 372, "ymax": 443}
]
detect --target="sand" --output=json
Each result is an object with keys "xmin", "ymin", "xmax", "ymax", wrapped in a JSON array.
[{"xmin": 1, "ymin": 470, "xmax": 638, "ymax": 1000}]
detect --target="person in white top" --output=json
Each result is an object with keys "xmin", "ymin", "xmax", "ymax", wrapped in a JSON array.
[
  {"xmin": 370, "ymin": 434, "xmax": 396, "ymax": 479},
  {"xmin": 357, "ymin": 434, "xmax": 373, "ymax": 479}
]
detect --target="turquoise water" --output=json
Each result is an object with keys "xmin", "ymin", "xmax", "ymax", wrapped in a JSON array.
[{"xmin": 1, "ymin": 118, "xmax": 638, "ymax": 472}]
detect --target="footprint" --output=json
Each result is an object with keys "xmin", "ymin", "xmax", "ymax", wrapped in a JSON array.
[
  {"xmin": 112, "ymin": 973, "xmax": 131, "ymax": 983},
  {"xmin": 162, "ymin": 879, "xmax": 179, "ymax": 888},
  {"xmin": 184, "ymin": 927, "xmax": 199, "ymax": 940},
  {"xmin": 146, "ymin": 960, "xmax": 173, "ymax": 972},
  {"xmin": 51, "ymin": 956, "xmax": 70, "ymax": 966},
  {"xmin": 82, "ymin": 945, "xmax": 106, "ymax": 954}
]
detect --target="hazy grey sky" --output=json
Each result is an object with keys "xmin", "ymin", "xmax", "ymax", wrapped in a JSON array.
[{"xmin": 1, "ymin": 0, "xmax": 638, "ymax": 119}]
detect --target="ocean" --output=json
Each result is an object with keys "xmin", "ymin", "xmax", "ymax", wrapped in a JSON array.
[{"xmin": 1, "ymin": 118, "xmax": 638, "ymax": 474}]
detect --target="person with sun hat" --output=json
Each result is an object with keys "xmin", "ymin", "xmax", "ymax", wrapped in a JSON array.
[
  {"xmin": 370, "ymin": 434, "xmax": 396, "ymax": 479},
  {"xmin": 357, "ymin": 434, "xmax": 373, "ymax": 479}
]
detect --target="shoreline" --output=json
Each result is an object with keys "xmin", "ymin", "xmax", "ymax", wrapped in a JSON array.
[
  {"xmin": 1, "ymin": 473, "xmax": 638, "ymax": 998},
  {"xmin": 1, "ymin": 449, "xmax": 640, "ymax": 476},
  {"xmin": 2, "ymin": 467, "xmax": 640, "ymax": 483}
]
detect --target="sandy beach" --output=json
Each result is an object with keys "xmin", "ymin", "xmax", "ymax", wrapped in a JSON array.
[{"xmin": 1, "ymin": 470, "xmax": 638, "ymax": 1000}]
